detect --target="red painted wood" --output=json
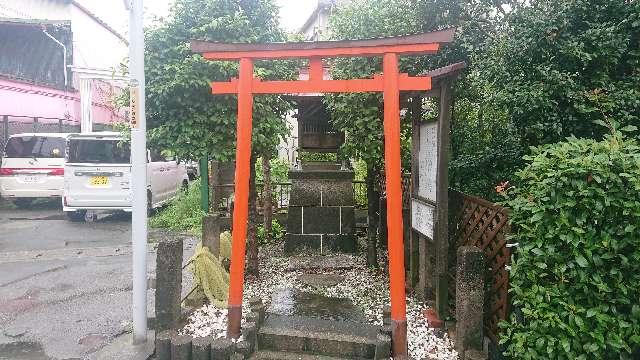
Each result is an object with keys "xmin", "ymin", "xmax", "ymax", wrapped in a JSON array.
[
  {"xmin": 382, "ymin": 52, "xmax": 408, "ymax": 357},
  {"xmin": 210, "ymin": 74, "xmax": 432, "ymax": 94},
  {"xmin": 202, "ymin": 43, "xmax": 440, "ymax": 60},
  {"xmin": 227, "ymin": 57, "xmax": 254, "ymax": 339},
  {"xmin": 309, "ymin": 57, "xmax": 324, "ymax": 81}
]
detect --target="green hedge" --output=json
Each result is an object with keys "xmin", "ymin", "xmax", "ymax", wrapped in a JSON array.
[{"xmin": 501, "ymin": 135, "xmax": 640, "ymax": 359}]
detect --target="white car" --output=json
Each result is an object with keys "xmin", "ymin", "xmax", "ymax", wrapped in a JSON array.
[
  {"xmin": 0, "ymin": 133, "xmax": 71, "ymax": 207},
  {"xmin": 62, "ymin": 132, "xmax": 189, "ymax": 221}
]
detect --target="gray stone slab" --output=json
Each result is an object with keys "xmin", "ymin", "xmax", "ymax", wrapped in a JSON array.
[
  {"xmin": 298, "ymin": 274, "xmax": 345, "ymax": 289},
  {"xmin": 284, "ymin": 234, "xmax": 321, "ymax": 254},
  {"xmin": 302, "ymin": 207, "xmax": 341, "ymax": 234},
  {"xmin": 339, "ymin": 206, "xmax": 355, "ymax": 234},
  {"xmin": 286, "ymin": 207, "xmax": 302, "ymax": 234},
  {"xmin": 257, "ymin": 314, "xmax": 378, "ymax": 358},
  {"xmin": 90, "ymin": 331, "xmax": 155, "ymax": 360},
  {"xmin": 286, "ymin": 254, "xmax": 356, "ymax": 271},
  {"xmin": 323, "ymin": 234, "xmax": 356, "ymax": 253},
  {"xmin": 268, "ymin": 288, "xmax": 365, "ymax": 323}
]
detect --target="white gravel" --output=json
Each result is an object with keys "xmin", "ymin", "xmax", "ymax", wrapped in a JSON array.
[{"xmin": 181, "ymin": 244, "xmax": 458, "ymax": 359}]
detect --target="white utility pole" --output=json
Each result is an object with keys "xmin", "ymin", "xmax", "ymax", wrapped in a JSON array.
[{"xmin": 128, "ymin": 0, "xmax": 148, "ymax": 344}]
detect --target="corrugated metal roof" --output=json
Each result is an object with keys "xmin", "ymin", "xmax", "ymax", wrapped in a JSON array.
[{"xmin": 0, "ymin": 20, "xmax": 72, "ymax": 89}]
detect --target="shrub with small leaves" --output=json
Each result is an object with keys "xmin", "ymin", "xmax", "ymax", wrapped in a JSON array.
[{"xmin": 501, "ymin": 134, "xmax": 640, "ymax": 359}]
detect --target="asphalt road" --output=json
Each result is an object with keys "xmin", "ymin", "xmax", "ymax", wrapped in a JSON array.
[{"xmin": 0, "ymin": 199, "xmax": 195, "ymax": 360}]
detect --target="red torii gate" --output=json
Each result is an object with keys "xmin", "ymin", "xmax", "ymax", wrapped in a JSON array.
[{"xmin": 191, "ymin": 28, "xmax": 455, "ymax": 358}]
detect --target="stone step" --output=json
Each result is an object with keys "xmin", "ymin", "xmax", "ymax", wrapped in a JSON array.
[
  {"xmin": 250, "ymin": 350, "xmax": 356, "ymax": 360},
  {"xmin": 258, "ymin": 314, "xmax": 379, "ymax": 359}
]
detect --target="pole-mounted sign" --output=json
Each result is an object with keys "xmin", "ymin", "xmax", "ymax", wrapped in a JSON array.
[{"xmin": 129, "ymin": 84, "xmax": 140, "ymax": 129}]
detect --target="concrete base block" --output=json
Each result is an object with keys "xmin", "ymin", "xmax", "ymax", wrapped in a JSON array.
[
  {"xmin": 236, "ymin": 340, "xmax": 251, "ymax": 357},
  {"xmin": 374, "ymin": 332, "xmax": 391, "ymax": 359},
  {"xmin": 242, "ymin": 322, "xmax": 258, "ymax": 353},
  {"xmin": 210, "ymin": 338, "xmax": 234, "ymax": 359},
  {"xmin": 155, "ymin": 330, "xmax": 175, "ymax": 360},
  {"xmin": 171, "ymin": 334, "xmax": 192, "ymax": 360},
  {"xmin": 192, "ymin": 336, "xmax": 213, "ymax": 360}
]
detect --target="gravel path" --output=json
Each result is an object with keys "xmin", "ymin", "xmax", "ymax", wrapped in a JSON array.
[{"xmin": 181, "ymin": 244, "xmax": 458, "ymax": 359}]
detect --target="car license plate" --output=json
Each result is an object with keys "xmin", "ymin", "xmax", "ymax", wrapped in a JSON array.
[
  {"xmin": 21, "ymin": 175, "xmax": 39, "ymax": 183},
  {"xmin": 89, "ymin": 176, "xmax": 109, "ymax": 186}
]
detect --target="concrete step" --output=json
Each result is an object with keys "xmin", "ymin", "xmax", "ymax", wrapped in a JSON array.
[
  {"xmin": 257, "ymin": 314, "xmax": 379, "ymax": 359},
  {"xmin": 250, "ymin": 350, "xmax": 355, "ymax": 360}
]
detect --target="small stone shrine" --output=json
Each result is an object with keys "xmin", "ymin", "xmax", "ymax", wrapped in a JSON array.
[{"xmin": 285, "ymin": 95, "xmax": 356, "ymax": 254}]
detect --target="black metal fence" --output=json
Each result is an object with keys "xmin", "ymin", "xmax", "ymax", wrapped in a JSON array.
[
  {"xmin": 214, "ymin": 177, "xmax": 411, "ymax": 213},
  {"xmin": 0, "ymin": 115, "xmax": 113, "ymax": 149}
]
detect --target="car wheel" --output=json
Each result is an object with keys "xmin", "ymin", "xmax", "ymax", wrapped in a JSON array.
[
  {"xmin": 12, "ymin": 198, "xmax": 33, "ymax": 208},
  {"xmin": 66, "ymin": 210, "xmax": 87, "ymax": 222}
]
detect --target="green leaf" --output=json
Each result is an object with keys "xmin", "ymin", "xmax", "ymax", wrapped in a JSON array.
[{"xmin": 575, "ymin": 255, "xmax": 588, "ymax": 267}]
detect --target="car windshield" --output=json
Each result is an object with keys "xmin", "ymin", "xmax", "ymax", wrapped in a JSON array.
[
  {"xmin": 4, "ymin": 136, "xmax": 66, "ymax": 158},
  {"xmin": 68, "ymin": 139, "xmax": 130, "ymax": 164}
]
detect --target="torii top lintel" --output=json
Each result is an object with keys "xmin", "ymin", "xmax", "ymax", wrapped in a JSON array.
[{"xmin": 190, "ymin": 28, "xmax": 455, "ymax": 95}]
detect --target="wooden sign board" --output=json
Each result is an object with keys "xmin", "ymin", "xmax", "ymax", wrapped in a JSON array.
[
  {"xmin": 412, "ymin": 120, "xmax": 438, "ymax": 238},
  {"xmin": 412, "ymin": 198, "xmax": 435, "ymax": 238},
  {"xmin": 417, "ymin": 121, "xmax": 438, "ymax": 202}
]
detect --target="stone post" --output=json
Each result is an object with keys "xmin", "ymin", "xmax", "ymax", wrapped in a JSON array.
[
  {"xmin": 155, "ymin": 236, "xmax": 183, "ymax": 332},
  {"xmin": 210, "ymin": 338, "xmax": 234, "ymax": 359},
  {"xmin": 193, "ymin": 336, "xmax": 213, "ymax": 360},
  {"xmin": 202, "ymin": 214, "xmax": 221, "ymax": 257},
  {"xmin": 155, "ymin": 330, "xmax": 175, "ymax": 360},
  {"xmin": 171, "ymin": 334, "xmax": 192, "ymax": 360},
  {"xmin": 455, "ymin": 246, "xmax": 485, "ymax": 358}
]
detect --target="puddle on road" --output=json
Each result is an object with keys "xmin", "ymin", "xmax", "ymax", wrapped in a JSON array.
[
  {"xmin": 0, "ymin": 342, "xmax": 51, "ymax": 360},
  {"xmin": 269, "ymin": 288, "xmax": 365, "ymax": 322}
]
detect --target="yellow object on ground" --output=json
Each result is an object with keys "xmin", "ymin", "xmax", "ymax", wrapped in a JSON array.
[
  {"xmin": 219, "ymin": 231, "xmax": 232, "ymax": 260},
  {"xmin": 186, "ymin": 242, "xmax": 230, "ymax": 308}
]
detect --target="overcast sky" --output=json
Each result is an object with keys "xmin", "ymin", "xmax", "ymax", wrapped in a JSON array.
[{"xmin": 143, "ymin": 0, "xmax": 318, "ymax": 32}]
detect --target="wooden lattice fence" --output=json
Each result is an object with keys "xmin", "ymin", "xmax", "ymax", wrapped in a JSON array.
[{"xmin": 448, "ymin": 190, "xmax": 511, "ymax": 344}]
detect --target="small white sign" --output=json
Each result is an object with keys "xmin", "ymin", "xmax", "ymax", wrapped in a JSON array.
[
  {"xmin": 418, "ymin": 121, "xmax": 438, "ymax": 202},
  {"xmin": 412, "ymin": 199, "xmax": 435, "ymax": 239}
]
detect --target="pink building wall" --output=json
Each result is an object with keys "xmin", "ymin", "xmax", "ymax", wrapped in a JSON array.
[{"xmin": 0, "ymin": 77, "xmax": 127, "ymax": 126}]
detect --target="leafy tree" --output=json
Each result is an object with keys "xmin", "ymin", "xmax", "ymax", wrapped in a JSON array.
[
  {"xmin": 488, "ymin": 0, "xmax": 640, "ymax": 148},
  {"xmin": 325, "ymin": 0, "xmax": 422, "ymax": 267},
  {"xmin": 145, "ymin": 0, "xmax": 295, "ymax": 275},
  {"xmin": 416, "ymin": 0, "xmax": 526, "ymax": 200},
  {"xmin": 145, "ymin": 0, "xmax": 293, "ymax": 161}
]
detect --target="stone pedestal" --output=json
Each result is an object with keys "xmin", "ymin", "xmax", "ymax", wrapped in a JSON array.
[
  {"xmin": 285, "ymin": 167, "xmax": 355, "ymax": 254},
  {"xmin": 455, "ymin": 246, "xmax": 485, "ymax": 358}
]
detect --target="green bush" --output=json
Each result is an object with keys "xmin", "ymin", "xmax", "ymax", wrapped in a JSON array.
[
  {"xmin": 501, "ymin": 135, "xmax": 640, "ymax": 359},
  {"xmin": 256, "ymin": 219, "xmax": 285, "ymax": 246},
  {"xmin": 150, "ymin": 178, "xmax": 205, "ymax": 234}
]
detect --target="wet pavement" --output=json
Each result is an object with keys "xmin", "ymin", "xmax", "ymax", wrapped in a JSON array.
[
  {"xmin": 269, "ymin": 288, "xmax": 365, "ymax": 323},
  {"xmin": 0, "ymin": 198, "xmax": 196, "ymax": 359}
]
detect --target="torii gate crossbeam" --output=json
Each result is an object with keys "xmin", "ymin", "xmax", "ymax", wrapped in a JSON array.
[{"xmin": 191, "ymin": 28, "xmax": 455, "ymax": 359}]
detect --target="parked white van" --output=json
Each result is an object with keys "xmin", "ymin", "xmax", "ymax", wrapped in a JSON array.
[
  {"xmin": 0, "ymin": 133, "xmax": 71, "ymax": 207},
  {"xmin": 63, "ymin": 132, "xmax": 189, "ymax": 221}
]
